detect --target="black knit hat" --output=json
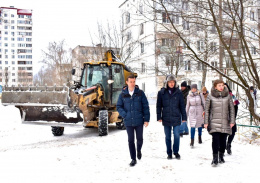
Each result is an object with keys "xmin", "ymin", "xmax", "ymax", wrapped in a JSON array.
[{"xmin": 181, "ymin": 81, "xmax": 187, "ymax": 87}]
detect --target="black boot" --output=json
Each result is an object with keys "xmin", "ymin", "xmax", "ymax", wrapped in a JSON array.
[
  {"xmin": 167, "ymin": 154, "xmax": 173, "ymax": 159},
  {"xmin": 198, "ymin": 136, "xmax": 202, "ymax": 144},
  {"xmin": 174, "ymin": 153, "xmax": 181, "ymax": 160},
  {"xmin": 190, "ymin": 139, "xmax": 194, "ymax": 147},
  {"xmin": 226, "ymin": 143, "xmax": 232, "ymax": 155},
  {"xmin": 211, "ymin": 154, "xmax": 218, "ymax": 166},
  {"xmin": 180, "ymin": 133, "xmax": 183, "ymax": 137},
  {"xmin": 219, "ymin": 152, "xmax": 225, "ymax": 163},
  {"xmin": 129, "ymin": 159, "xmax": 137, "ymax": 167},
  {"xmin": 137, "ymin": 151, "xmax": 142, "ymax": 160}
]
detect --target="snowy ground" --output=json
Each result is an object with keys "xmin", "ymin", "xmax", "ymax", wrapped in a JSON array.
[{"xmin": 0, "ymin": 103, "xmax": 259, "ymax": 183}]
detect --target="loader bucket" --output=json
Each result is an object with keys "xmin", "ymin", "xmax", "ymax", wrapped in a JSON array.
[{"xmin": 1, "ymin": 85, "xmax": 82, "ymax": 123}]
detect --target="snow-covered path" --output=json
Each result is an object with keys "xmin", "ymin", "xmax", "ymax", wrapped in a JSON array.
[{"xmin": 0, "ymin": 104, "xmax": 259, "ymax": 183}]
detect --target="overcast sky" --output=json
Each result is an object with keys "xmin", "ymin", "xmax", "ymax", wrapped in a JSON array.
[{"xmin": 2, "ymin": 0, "xmax": 123, "ymax": 73}]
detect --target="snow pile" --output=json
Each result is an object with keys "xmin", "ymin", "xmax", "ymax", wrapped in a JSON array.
[{"xmin": 0, "ymin": 104, "xmax": 259, "ymax": 183}]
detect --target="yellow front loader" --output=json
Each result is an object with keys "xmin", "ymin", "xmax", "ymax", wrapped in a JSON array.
[{"xmin": 1, "ymin": 50, "xmax": 137, "ymax": 136}]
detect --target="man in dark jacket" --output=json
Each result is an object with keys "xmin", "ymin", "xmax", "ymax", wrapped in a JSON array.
[
  {"xmin": 157, "ymin": 75, "xmax": 187, "ymax": 160},
  {"xmin": 179, "ymin": 81, "xmax": 190, "ymax": 136},
  {"xmin": 117, "ymin": 74, "xmax": 150, "ymax": 167}
]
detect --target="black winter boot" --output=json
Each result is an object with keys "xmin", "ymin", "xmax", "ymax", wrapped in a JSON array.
[
  {"xmin": 226, "ymin": 143, "xmax": 232, "ymax": 155},
  {"xmin": 137, "ymin": 151, "xmax": 142, "ymax": 160},
  {"xmin": 211, "ymin": 154, "xmax": 218, "ymax": 166},
  {"xmin": 190, "ymin": 139, "xmax": 194, "ymax": 147},
  {"xmin": 198, "ymin": 136, "xmax": 202, "ymax": 144},
  {"xmin": 129, "ymin": 159, "xmax": 137, "ymax": 167},
  {"xmin": 219, "ymin": 152, "xmax": 225, "ymax": 163}
]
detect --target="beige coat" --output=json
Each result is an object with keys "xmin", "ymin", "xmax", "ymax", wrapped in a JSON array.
[
  {"xmin": 204, "ymin": 86, "xmax": 235, "ymax": 135},
  {"xmin": 186, "ymin": 91, "xmax": 205, "ymax": 128}
]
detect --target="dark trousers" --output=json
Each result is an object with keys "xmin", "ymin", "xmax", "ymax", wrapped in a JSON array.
[
  {"xmin": 212, "ymin": 132, "xmax": 228, "ymax": 154},
  {"xmin": 227, "ymin": 105, "xmax": 238, "ymax": 144},
  {"xmin": 126, "ymin": 125, "xmax": 144, "ymax": 160}
]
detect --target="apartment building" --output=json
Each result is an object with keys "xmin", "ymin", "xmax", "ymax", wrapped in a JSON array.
[
  {"xmin": 0, "ymin": 6, "xmax": 33, "ymax": 86},
  {"xmin": 119, "ymin": 0, "xmax": 260, "ymax": 97}
]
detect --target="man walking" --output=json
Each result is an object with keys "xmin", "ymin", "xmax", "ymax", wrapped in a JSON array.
[
  {"xmin": 117, "ymin": 74, "xmax": 150, "ymax": 167},
  {"xmin": 157, "ymin": 75, "xmax": 187, "ymax": 159},
  {"xmin": 179, "ymin": 81, "xmax": 190, "ymax": 136}
]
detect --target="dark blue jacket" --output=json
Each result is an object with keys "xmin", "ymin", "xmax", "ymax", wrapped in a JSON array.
[
  {"xmin": 156, "ymin": 87, "xmax": 187, "ymax": 127},
  {"xmin": 117, "ymin": 85, "xmax": 150, "ymax": 127}
]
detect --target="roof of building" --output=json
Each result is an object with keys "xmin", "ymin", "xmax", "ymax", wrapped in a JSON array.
[{"xmin": 0, "ymin": 7, "xmax": 32, "ymax": 15}]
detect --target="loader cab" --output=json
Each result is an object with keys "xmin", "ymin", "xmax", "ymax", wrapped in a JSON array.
[{"xmin": 80, "ymin": 63, "xmax": 125, "ymax": 105}]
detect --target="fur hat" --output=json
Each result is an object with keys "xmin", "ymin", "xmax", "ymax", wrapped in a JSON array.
[{"xmin": 164, "ymin": 74, "xmax": 178, "ymax": 88}]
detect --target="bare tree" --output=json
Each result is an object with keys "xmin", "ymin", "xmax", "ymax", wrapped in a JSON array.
[
  {"xmin": 138, "ymin": 0, "xmax": 260, "ymax": 123},
  {"xmin": 41, "ymin": 40, "xmax": 72, "ymax": 85}
]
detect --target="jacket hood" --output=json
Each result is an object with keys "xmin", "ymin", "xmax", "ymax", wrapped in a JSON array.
[{"xmin": 211, "ymin": 86, "xmax": 229, "ymax": 98}]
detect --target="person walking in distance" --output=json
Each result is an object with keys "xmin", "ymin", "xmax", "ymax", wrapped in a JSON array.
[
  {"xmin": 157, "ymin": 75, "xmax": 187, "ymax": 160},
  {"xmin": 201, "ymin": 86, "xmax": 209, "ymax": 101},
  {"xmin": 179, "ymin": 81, "xmax": 190, "ymax": 137},
  {"xmin": 117, "ymin": 74, "xmax": 150, "ymax": 167},
  {"xmin": 186, "ymin": 84, "xmax": 205, "ymax": 147},
  {"xmin": 224, "ymin": 83, "xmax": 240, "ymax": 155},
  {"xmin": 204, "ymin": 80, "xmax": 235, "ymax": 166}
]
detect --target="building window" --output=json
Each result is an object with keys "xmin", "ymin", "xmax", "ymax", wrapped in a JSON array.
[
  {"xmin": 12, "ymin": 73, "xmax": 15, "ymax": 76},
  {"xmin": 4, "ymin": 26, "xmax": 8, "ymax": 29},
  {"xmin": 182, "ymin": 20, "xmax": 189, "ymax": 30},
  {"xmin": 185, "ymin": 61, "xmax": 191, "ymax": 70},
  {"xmin": 4, "ymin": 14, "xmax": 8, "ymax": 17},
  {"xmin": 4, "ymin": 37, "xmax": 8, "ymax": 41},
  {"xmin": 162, "ymin": 39, "xmax": 174, "ymax": 47},
  {"xmin": 11, "ymin": 14, "xmax": 15, "ymax": 17},
  {"xmin": 198, "ymin": 62, "xmax": 204, "ymax": 70},
  {"xmin": 183, "ymin": 41, "xmax": 190, "ymax": 50},
  {"xmin": 12, "ymin": 61, "xmax": 15, "ymax": 64},
  {"xmin": 5, "ymin": 61, "xmax": 8, "ymax": 64},
  {"xmin": 11, "ymin": 20, "xmax": 15, "ymax": 24},
  {"xmin": 172, "ymin": 15, "xmax": 179, "ymax": 24},
  {"xmin": 251, "ymin": 28, "xmax": 256, "ymax": 38},
  {"xmin": 5, "ymin": 55, "xmax": 8, "ymax": 59},
  {"xmin": 140, "ymin": 23, "xmax": 144, "ymax": 35},
  {"xmin": 141, "ymin": 63, "xmax": 145, "ymax": 73},
  {"xmin": 197, "ymin": 41, "xmax": 204, "ymax": 51},
  {"xmin": 182, "ymin": 1, "xmax": 189, "ymax": 11},
  {"xmin": 211, "ymin": 61, "xmax": 218, "ymax": 67},
  {"xmin": 210, "ymin": 42, "xmax": 217, "ymax": 52},
  {"xmin": 126, "ymin": 12, "xmax": 130, "ymax": 24},
  {"xmin": 250, "ymin": 11, "xmax": 255, "ymax": 21},
  {"xmin": 5, "ymin": 31, "xmax": 8, "ymax": 35},
  {"xmin": 140, "ymin": 42, "xmax": 144, "ymax": 53},
  {"xmin": 251, "ymin": 46, "xmax": 256, "ymax": 55},
  {"xmin": 162, "ymin": 12, "xmax": 170, "ymax": 23}
]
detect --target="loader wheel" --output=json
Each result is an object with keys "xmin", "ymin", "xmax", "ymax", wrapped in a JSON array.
[
  {"xmin": 98, "ymin": 110, "xmax": 108, "ymax": 136},
  {"xmin": 116, "ymin": 122, "xmax": 126, "ymax": 130},
  {"xmin": 51, "ymin": 126, "xmax": 64, "ymax": 136}
]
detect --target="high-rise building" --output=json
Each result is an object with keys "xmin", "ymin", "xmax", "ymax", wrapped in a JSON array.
[{"xmin": 0, "ymin": 6, "xmax": 33, "ymax": 86}]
